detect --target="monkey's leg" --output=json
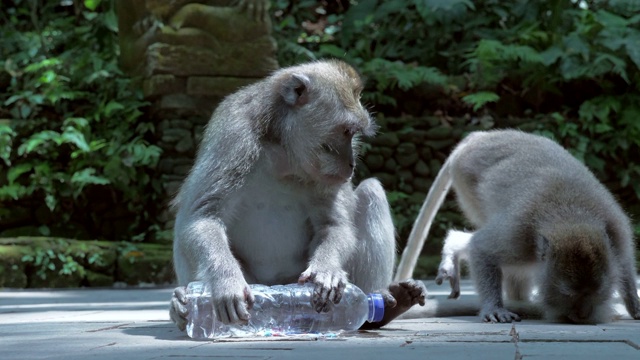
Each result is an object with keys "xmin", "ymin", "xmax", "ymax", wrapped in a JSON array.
[
  {"xmin": 618, "ymin": 260, "xmax": 640, "ymax": 319},
  {"xmin": 349, "ymin": 178, "xmax": 395, "ymax": 293},
  {"xmin": 349, "ymin": 178, "xmax": 427, "ymax": 329},
  {"xmin": 469, "ymin": 228, "xmax": 521, "ymax": 323}
]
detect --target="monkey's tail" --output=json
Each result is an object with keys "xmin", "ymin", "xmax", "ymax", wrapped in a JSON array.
[
  {"xmin": 394, "ymin": 159, "xmax": 454, "ymax": 281},
  {"xmin": 398, "ymin": 297, "xmax": 480, "ymax": 319},
  {"xmin": 398, "ymin": 298, "xmax": 545, "ymax": 320}
]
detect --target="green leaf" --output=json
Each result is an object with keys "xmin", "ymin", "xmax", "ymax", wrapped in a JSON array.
[
  {"xmin": 17, "ymin": 131, "xmax": 61, "ymax": 155},
  {"xmin": 71, "ymin": 168, "xmax": 111, "ymax": 186},
  {"xmin": 422, "ymin": 0, "xmax": 475, "ymax": 11},
  {"xmin": 19, "ymin": 104, "xmax": 32, "ymax": 118},
  {"xmin": 0, "ymin": 184, "xmax": 30, "ymax": 200},
  {"xmin": 23, "ymin": 59, "xmax": 62, "ymax": 73},
  {"xmin": 624, "ymin": 34, "xmax": 640, "ymax": 70},
  {"xmin": 39, "ymin": 225, "xmax": 51, "ymax": 236},
  {"xmin": 318, "ymin": 44, "xmax": 347, "ymax": 58},
  {"xmin": 84, "ymin": 0, "xmax": 102, "ymax": 11},
  {"xmin": 7, "ymin": 163, "xmax": 33, "ymax": 184},
  {"xmin": 39, "ymin": 70, "xmax": 57, "ymax": 84},
  {"xmin": 563, "ymin": 34, "xmax": 590, "ymax": 59},
  {"xmin": 62, "ymin": 127, "xmax": 91, "ymax": 152},
  {"xmin": 104, "ymin": 101, "xmax": 125, "ymax": 116},
  {"xmin": 539, "ymin": 46, "xmax": 564, "ymax": 66},
  {"xmin": 45, "ymin": 194, "xmax": 57, "ymax": 211},
  {"xmin": 593, "ymin": 53, "xmax": 629, "ymax": 82},
  {"xmin": 104, "ymin": 9, "xmax": 118, "ymax": 32},
  {"xmin": 63, "ymin": 117, "xmax": 89, "ymax": 129},
  {"xmin": 462, "ymin": 91, "xmax": 500, "ymax": 111}
]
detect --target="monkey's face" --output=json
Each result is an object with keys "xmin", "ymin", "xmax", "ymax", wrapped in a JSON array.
[
  {"xmin": 277, "ymin": 60, "xmax": 376, "ymax": 186},
  {"xmin": 539, "ymin": 233, "xmax": 614, "ymax": 324}
]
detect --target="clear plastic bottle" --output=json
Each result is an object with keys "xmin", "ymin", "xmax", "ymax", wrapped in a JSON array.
[{"xmin": 185, "ymin": 281, "xmax": 385, "ymax": 340}]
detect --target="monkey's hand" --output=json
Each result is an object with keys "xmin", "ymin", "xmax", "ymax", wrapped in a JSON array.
[
  {"xmin": 360, "ymin": 279, "xmax": 428, "ymax": 329},
  {"xmin": 298, "ymin": 268, "xmax": 348, "ymax": 313},
  {"xmin": 480, "ymin": 305, "xmax": 521, "ymax": 323},
  {"xmin": 210, "ymin": 279, "xmax": 255, "ymax": 325},
  {"xmin": 169, "ymin": 286, "xmax": 189, "ymax": 331},
  {"xmin": 435, "ymin": 256, "xmax": 461, "ymax": 299}
]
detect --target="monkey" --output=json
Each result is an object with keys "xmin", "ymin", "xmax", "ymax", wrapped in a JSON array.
[
  {"xmin": 169, "ymin": 59, "xmax": 427, "ymax": 332},
  {"xmin": 395, "ymin": 129, "xmax": 640, "ymax": 323}
]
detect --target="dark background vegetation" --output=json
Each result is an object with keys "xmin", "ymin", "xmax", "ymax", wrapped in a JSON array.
[{"xmin": 1, "ymin": 0, "xmax": 639, "ymax": 282}]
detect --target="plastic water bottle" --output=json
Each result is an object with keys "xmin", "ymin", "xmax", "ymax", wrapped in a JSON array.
[{"xmin": 185, "ymin": 281, "xmax": 385, "ymax": 339}]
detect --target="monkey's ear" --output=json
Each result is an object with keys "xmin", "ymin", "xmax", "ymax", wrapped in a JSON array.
[{"xmin": 280, "ymin": 73, "xmax": 310, "ymax": 106}]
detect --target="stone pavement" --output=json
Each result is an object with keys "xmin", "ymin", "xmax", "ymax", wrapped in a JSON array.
[{"xmin": 1, "ymin": 280, "xmax": 639, "ymax": 360}]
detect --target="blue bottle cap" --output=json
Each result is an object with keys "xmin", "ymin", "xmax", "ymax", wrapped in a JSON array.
[{"xmin": 367, "ymin": 293, "xmax": 385, "ymax": 323}]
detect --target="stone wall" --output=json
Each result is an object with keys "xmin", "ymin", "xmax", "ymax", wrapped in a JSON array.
[
  {"xmin": 116, "ymin": 0, "xmax": 278, "ymax": 231},
  {"xmin": 355, "ymin": 116, "xmax": 493, "ymax": 249}
]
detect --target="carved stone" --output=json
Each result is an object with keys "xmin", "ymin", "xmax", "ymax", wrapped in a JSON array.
[{"xmin": 116, "ymin": 0, "xmax": 278, "ymax": 238}]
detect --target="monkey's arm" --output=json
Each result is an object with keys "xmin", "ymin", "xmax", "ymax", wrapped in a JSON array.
[
  {"xmin": 300, "ymin": 186, "xmax": 359, "ymax": 312},
  {"xmin": 435, "ymin": 229, "xmax": 473, "ymax": 299},
  {"xmin": 172, "ymin": 213, "xmax": 255, "ymax": 327}
]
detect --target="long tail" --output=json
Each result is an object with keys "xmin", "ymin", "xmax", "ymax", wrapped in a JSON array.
[
  {"xmin": 394, "ymin": 160, "xmax": 454, "ymax": 281},
  {"xmin": 398, "ymin": 298, "xmax": 545, "ymax": 320},
  {"xmin": 394, "ymin": 132, "xmax": 483, "ymax": 282}
]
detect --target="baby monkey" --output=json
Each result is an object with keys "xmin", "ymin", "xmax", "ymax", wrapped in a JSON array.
[{"xmin": 398, "ymin": 129, "xmax": 640, "ymax": 323}]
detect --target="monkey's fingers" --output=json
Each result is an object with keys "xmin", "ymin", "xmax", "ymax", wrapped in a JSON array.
[
  {"xmin": 169, "ymin": 287, "xmax": 189, "ymax": 331},
  {"xmin": 215, "ymin": 297, "xmax": 250, "ymax": 325},
  {"xmin": 174, "ymin": 286, "xmax": 188, "ymax": 305},
  {"xmin": 388, "ymin": 279, "xmax": 427, "ymax": 308},
  {"xmin": 481, "ymin": 307, "xmax": 521, "ymax": 323},
  {"xmin": 379, "ymin": 290, "xmax": 398, "ymax": 308},
  {"xmin": 299, "ymin": 269, "xmax": 348, "ymax": 312}
]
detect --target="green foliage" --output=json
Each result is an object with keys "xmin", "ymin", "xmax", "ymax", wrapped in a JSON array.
[
  {"xmin": 273, "ymin": 0, "xmax": 449, "ymax": 106},
  {"xmin": 274, "ymin": 0, "xmax": 640, "ymax": 239},
  {"xmin": 1, "ymin": 0, "xmax": 162, "ymax": 240},
  {"xmin": 21, "ymin": 239, "xmax": 86, "ymax": 280},
  {"xmin": 462, "ymin": 92, "xmax": 500, "ymax": 112}
]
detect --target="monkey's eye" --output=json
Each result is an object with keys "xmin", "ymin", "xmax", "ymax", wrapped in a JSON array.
[{"xmin": 343, "ymin": 127, "xmax": 357, "ymax": 138}]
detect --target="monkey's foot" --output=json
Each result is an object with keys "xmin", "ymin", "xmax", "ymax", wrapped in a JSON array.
[
  {"xmin": 360, "ymin": 279, "xmax": 428, "ymax": 329},
  {"xmin": 169, "ymin": 286, "xmax": 189, "ymax": 331},
  {"xmin": 480, "ymin": 306, "xmax": 521, "ymax": 323}
]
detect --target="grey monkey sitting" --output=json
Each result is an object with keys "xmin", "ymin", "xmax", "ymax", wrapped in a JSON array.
[{"xmin": 169, "ymin": 60, "xmax": 426, "ymax": 331}]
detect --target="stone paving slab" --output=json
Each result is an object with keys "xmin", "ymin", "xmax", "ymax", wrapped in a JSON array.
[{"xmin": 1, "ymin": 281, "xmax": 639, "ymax": 359}]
